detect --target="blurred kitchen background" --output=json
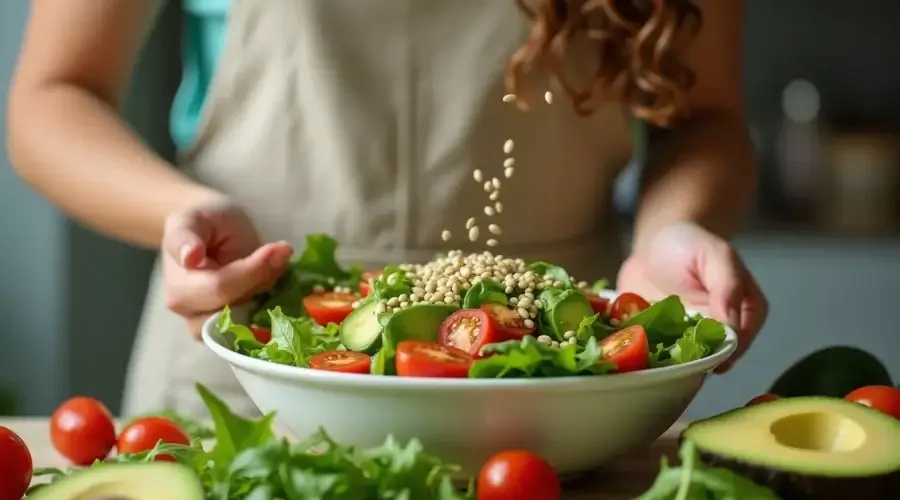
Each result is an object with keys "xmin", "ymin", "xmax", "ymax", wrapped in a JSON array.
[{"xmin": 2, "ymin": 0, "xmax": 900, "ymax": 419}]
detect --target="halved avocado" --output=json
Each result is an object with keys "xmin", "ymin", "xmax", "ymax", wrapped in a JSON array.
[
  {"xmin": 682, "ymin": 397, "xmax": 900, "ymax": 499},
  {"xmin": 29, "ymin": 462, "xmax": 203, "ymax": 500}
]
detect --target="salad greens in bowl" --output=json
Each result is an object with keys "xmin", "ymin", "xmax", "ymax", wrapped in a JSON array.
[{"xmin": 201, "ymin": 234, "xmax": 737, "ymax": 476}]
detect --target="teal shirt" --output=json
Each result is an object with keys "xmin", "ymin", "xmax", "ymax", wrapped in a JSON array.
[{"xmin": 170, "ymin": 0, "xmax": 230, "ymax": 151}]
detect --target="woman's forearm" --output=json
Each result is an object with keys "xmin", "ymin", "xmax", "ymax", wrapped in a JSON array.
[
  {"xmin": 632, "ymin": 114, "xmax": 758, "ymax": 253},
  {"xmin": 7, "ymin": 83, "xmax": 222, "ymax": 248}
]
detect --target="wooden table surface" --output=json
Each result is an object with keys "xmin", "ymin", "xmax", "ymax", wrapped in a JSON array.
[{"xmin": 5, "ymin": 417, "xmax": 684, "ymax": 499}]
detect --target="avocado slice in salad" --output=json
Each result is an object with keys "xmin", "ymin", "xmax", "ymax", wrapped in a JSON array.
[
  {"xmin": 384, "ymin": 303, "xmax": 459, "ymax": 345},
  {"xmin": 340, "ymin": 300, "xmax": 383, "ymax": 353},
  {"xmin": 538, "ymin": 288, "xmax": 595, "ymax": 341},
  {"xmin": 29, "ymin": 462, "xmax": 204, "ymax": 500}
]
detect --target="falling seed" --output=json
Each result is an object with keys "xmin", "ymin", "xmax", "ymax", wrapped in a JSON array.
[
  {"xmin": 502, "ymin": 94, "xmax": 517, "ymax": 103},
  {"xmin": 491, "ymin": 177, "xmax": 501, "ymax": 190},
  {"xmin": 466, "ymin": 217, "xmax": 477, "ymax": 230},
  {"xmin": 483, "ymin": 181, "xmax": 492, "ymax": 192},
  {"xmin": 504, "ymin": 167, "xmax": 514, "ymax": 179},
  {"xmin": 494, "ymin": 201, "xmax": 504, "ymax": 213},
  {"xmin": 473, "ymin": 169, "xmax": 483, "ymax": 182},
  {"xmin": 503, "ymin": 139, "xmax": 514, "ymax": 154},
  {"xmin": 484, "ymin": 206, "xmax": 495, "ymax": 216},
  {"xmin": 503, "ymin": 158, "xmax": 515, "ymax": 168},
  {"xmin": 441, "ymin": 230, "xmax": 452, "ymax": 241},
  {"xmin": 468, "ymin": 226, "xmax": 480, "ymax": 241},
  {"xmin": 489, "ymin": 191, "xmax": 500, "ymax": 201},
  {"xmin": 544, "ymin": 91, "xmax": 554, "ymax": 104},
  {"xmin": 487, "ymin": 239, "xmax": 498, "ymax": 247},
  {"xmin": 489, "ymin": 224, "xmax": 502, "ymax": 235}
]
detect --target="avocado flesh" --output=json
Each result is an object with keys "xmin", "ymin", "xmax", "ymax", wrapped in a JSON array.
[
  {"xmin": 29, "ymin": 462, "xmax": 203, "ymax": 500},
  {"xmin": 682, "ymin": 397, "xmax": 900, "ymax": 500}
]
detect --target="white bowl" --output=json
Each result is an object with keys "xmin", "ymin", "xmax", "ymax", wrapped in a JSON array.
[{"xmin": 201, "ymin": 296, "xmax": 737, "ymax": 477}]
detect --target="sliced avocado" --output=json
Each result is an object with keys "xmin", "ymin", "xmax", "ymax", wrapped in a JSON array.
[
  {"xmin": 682, "ymin": 396, "xmax": 900, "ymax": 499},
  {"xmin": 539, "ymin": 289, "xmax": 594, "ymax": 341},
  {"xmin": 383, "ymin": 303, "xmax": 458, "ymax": 347},
  {"xmin": 30, "ymin": 462, "xmax": 203, "ymax": 500},
  {"xmin": 771, "ymin": 346, "xmax": 893, "ymax": 398},
  {"xmin": 339, "ymin": 300, "xmax": 382, "ymax": 353}
]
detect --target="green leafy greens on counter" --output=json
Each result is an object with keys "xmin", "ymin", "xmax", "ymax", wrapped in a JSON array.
[
  {"xmin": 30, "ymin": 385, "xmax": 472, "ymax": 500},
  {"xmin": 227, "ymin": 234, "xmax": 727, "ymax": 378},
  {"xmin": 638, "ymin": 440, "xmax": 779, "ymax": 499}
]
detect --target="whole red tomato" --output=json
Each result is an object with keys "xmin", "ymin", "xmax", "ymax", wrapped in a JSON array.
[
  {"xmin": 50, "ymin": 396, "xmax": 116, "ymax": 465},
  {"xmin": 846, "ymin": 386, "xmax": 900, "ymax": 419},
  {"xmin": 0, "ymin": 426, "xmax": 32, "ymax": 500},
  {"xmin": 477, "ymin": 450, "xmax": 561, "ymax": 500},
  {"xmin": 117, "ymin": 417, "xmax": 190, "ymax": 461}
]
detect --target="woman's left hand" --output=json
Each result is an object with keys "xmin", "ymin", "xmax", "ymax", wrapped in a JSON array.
[{"xmin": 616, "ymin": 222, "xmax": 768, "ymax": 373}]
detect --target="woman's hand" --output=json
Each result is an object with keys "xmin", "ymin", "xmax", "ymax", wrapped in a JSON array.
[
  {"xmin": 616, "ymin": 222, "xmax": 767, "ymax": 372},
  {"xmin": 161, "ymin": 197, "xmax": 294, "ymax": 338}
]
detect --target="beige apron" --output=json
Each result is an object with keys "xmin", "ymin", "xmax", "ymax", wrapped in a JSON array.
[{"xmin": 123, "ymin": 0, "xmax": 633, "ymax": 419}]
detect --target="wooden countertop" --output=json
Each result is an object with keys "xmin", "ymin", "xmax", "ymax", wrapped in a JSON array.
[{"xmin": 5, "ymin": 417, "xmax": 684, "ymax": 499}]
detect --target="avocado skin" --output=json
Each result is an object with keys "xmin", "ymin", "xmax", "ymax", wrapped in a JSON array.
[
  {"xmin": 677, "ymin": 433, "xmax": 900, "ymax": 500},
  {"xmin": 770, "ymin": 346, "xmax": 893, "ymax": 398}
]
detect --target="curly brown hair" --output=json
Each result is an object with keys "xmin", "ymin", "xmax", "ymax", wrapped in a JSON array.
[{"xmin": 506, "ymin": 0, "xmax": 702, "ymax": 127}]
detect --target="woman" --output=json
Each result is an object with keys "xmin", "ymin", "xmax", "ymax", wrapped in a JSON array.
[{"xmin": 7, "ymin": 0, "xmax": 766, "ymax": 418}]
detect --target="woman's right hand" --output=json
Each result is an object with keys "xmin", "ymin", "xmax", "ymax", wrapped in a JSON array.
[{"xmin": 161, "ymin": 197, "xmax": 294, "ymax": 337}]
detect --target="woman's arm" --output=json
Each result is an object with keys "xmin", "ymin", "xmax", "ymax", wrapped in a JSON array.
[
  {"xmin": 6, "ymin": 0, "xmax": 223, "ymax": 248},
  {"xmin": 632, "ymin": 0, "xmax": 756, "ymax": 253}
]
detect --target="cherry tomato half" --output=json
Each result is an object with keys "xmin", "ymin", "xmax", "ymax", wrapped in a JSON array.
[
  {"xmin": 846, "ymin": 386, "xmax": 900, "ymax": 419},
  {"xmin": 358, "ymin": 269, "xmax": 382, "ymax": 298},
  {"xmin": 746, "ymin": 394, "xmax": 780, "ymax": 406},
  {"xmin": 477, "ymin": 450, "xmax": 561, "ymax": 500},
  {"xmin": 585, "ymin": 293, "xmax": 610, "ymax": 316},
  {"xmin": 249, "ymin": 325, "xmax": 272, "ymax": 344},
  {"xmin": 479, "ymin": 303, "xmax": 535, "ymax": 340},
  {"xmin": 439, "ymin": 309, "xmax": 503, "ymax": 359},
  {"xmin": 309, "ymin": 351, "xmax": 371, "ymax": 374},
  {"xmin": 50, "ymin": 396, "xmax": 117, "ymax": 466},
  {"xmin": 396, "ymin": 341, "xmax": 472, "ymax": 378},
  {"xmin": 609, "ymin": 292, "xmax": 650, "ymax": 324},
  {"xmin": 0, "ymin": 426, "xmax": 32, "ymax": 500},
  {"xmin": 600, "ymin": 325, "xmax": 649, "ymax": 373},
  {"xmin": 117, "ymin": 417, "xmax": 190, "ymax": 461},
  {"xmin": 303, "ymin": 292, "xmax": 356, "ymax": 325}
]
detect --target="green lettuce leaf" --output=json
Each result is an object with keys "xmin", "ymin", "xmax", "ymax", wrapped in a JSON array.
[{"xmin": 469, "ymin": 336, "xmax": 615, "ymax": 378}]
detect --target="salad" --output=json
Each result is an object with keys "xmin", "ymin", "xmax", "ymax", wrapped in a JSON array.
[{"xmin": 218, "ymin": 234, "xmax": 727, "ymax": 379}]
